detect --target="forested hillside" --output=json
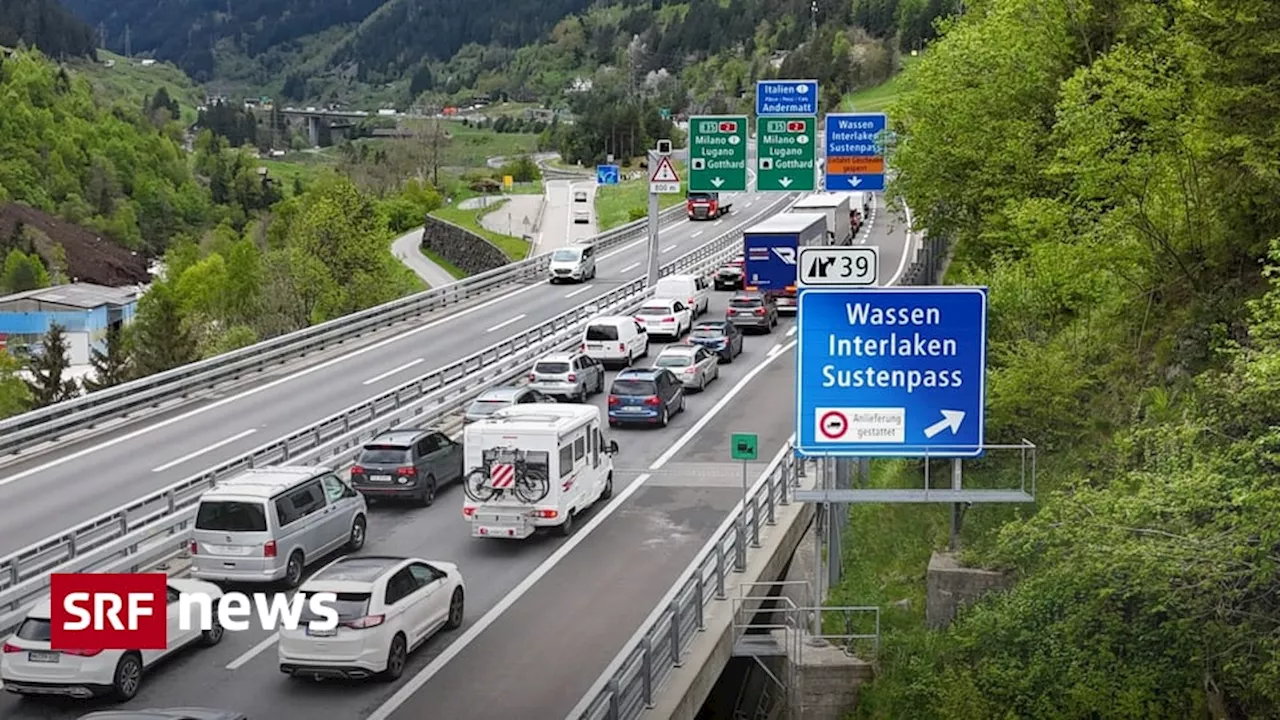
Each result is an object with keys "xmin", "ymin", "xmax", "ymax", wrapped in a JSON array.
[
  {"xmin": 847, "ymin": 0, "xmax": 1280, "ymax": 716},
  {"xmin": 0, "ymin": 0, "xmax": 94, "ymax": 58}
]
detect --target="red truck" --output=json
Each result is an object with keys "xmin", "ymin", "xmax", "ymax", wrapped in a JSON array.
[{"xmin": 686, "ymin": 192, "xmax": 732, "ymax": 220}]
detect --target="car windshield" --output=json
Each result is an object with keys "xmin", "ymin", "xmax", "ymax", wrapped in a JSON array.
[
  {"xmin": 688, "ymin": 193, "xmax": 713, "ymax": 202},
  {"xmin": 692, "ymin": 326, "xmax": 726, "ymax": 339},
  {"xmin": 586, "ymin": 324, "xmax": 618, "ymax": 340},
  {"xmin": 611, "ymin": 379, "xmax": 657, "ymax": 396},
  {"xmin": 637, "ymin": 306, "xmax": 672, "ymax": 316},
  {"xmin": 16, "ymin": 617, "xmax": 51, "ymax": 641},
  {"xmin": 552, "ymin": 249, "xmax": 580, "ymax": 261},
  {"xmin": 299, "ymin": 592, "xmax": 370, "ymax": 622},
  {"xmin": 467, "ymin": 398, "xmax": 510, "ymax": 415},
  {"xmin": 534, "ymin": 361, "xmax": 571, "ymax": 374},
  {"xmin": 195, "ymin": 500, "xmax": 268, "ymax": 532},
  {"xmin": 730, "ymin": 297, "xmax": 763, "ymax": 308},
  {"xmin": 656, "ymin": 354, "xmax": 692, "ymax": 367},
  {"xmin": 359, "ymin": 445, "xmax": 410, "ymax": 464}
]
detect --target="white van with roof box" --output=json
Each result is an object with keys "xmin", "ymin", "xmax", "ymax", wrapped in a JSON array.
[
  {"xmin": 582, "ymin": 315, "xmax": 648, "ymax": 368},
  {"xmin": 190, "ymin": 466, "xmax": 368, "ymax": 588},
  {"xmin": 654, "ymin": 274, "xmax": 710, "ymax": 317},
  {"xmin": 461, "ymin": 404, "xmax": 619, "ymax": 539}
]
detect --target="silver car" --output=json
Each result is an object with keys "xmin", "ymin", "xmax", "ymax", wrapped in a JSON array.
[
  {"xmin": 548, "ymin": 244, "xmax": 596, "ymax": 283},
  {"xmin": 463, "ymin": 386, "xmax": 557, "ymax": 423},
  {"xmin": 652, "ymin": 345, "xmax": 720, "ymax": 391},
  {"xmin": 528, "ymin": 351, "xmax": 606, "ymax": 402}
]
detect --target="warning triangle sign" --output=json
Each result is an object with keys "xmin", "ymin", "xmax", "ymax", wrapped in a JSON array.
[{"xmin": 650, "ymin": 156, "xmax": 680, "ymax": 183}]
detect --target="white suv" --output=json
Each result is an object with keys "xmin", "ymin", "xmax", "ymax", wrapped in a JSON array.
[
  {"xmin": 278, "ymin": 555, "xmax": 465, "ymax": 681},
  {"xmin": 1, "ymin": 578, "xmax": 225, "ymax": 701}
]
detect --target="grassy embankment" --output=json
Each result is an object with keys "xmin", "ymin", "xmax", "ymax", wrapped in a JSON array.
[
  {"xmin": 68, "ymin": 50, "xmax": 205, "ymax": 125},
  {"xmin": 594, "ymin": 159, "xmax": 688, "ymax": 231}
]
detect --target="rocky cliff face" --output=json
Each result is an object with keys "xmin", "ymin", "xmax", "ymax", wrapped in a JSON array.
[{"xmin": 420, "ymin": 215, "xmax": 509, "ymax": 275}]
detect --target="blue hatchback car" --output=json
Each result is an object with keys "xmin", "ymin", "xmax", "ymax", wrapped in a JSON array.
[{"xmin": 607, "ymin": 368, "xmax": 686, "ymax": 427}]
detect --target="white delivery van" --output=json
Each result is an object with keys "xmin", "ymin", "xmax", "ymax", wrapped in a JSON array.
[
  {"xmin": 582, "ymin": 315, "xmax": 649, "ymax": 368},
  {"xmin": 654, "ymin": 274, "xmax": 710, "ymax": 317},
  {"xmin": 461, "ymin": 404, "xmax": 619, "ymax": 538}
]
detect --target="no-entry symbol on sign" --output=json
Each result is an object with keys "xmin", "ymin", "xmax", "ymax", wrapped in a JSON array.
[{"xmin": 818, "ymin": 410, "xmax": 848, "ymax": 440}]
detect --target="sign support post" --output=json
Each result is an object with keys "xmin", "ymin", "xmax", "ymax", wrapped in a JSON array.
[
  {"xmin": 647, "ymin": 141, "xmax": 679, "ymax": 288},
  {"xmin": 731, "ymin": 433, "xmax": 760, "ymax": 565},
  {"xmin": 647, "ymin": 150, "xmax": 660, "ymax": 288}
]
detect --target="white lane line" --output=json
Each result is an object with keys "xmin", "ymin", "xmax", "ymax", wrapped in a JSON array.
[
  {"xmin": 768, "ymin": 343, "xmax": 783, "ymax": 356},
  {"xmin": 564, "ymin": 285, "xmax": 595, "ymax": 299},
  {"xmin": 226, "ymin": 632, "xmax": 279, "ymax": 671},
  {"xmin": 691, "ymin": 230, "xmax": 703, "ymax": 238},
  {"xmin": 661, "ymin": 244, "xmax": 677, "ymax": 254},
  {"xmin": 888, "ymin": 199, "xmax": 916, "ymax": 286},
  {"xmin": 743, "ymin": 202, "xmax": 752, "ymax": 208},
  {"xmin": 485, "ymin": 314, "xmax": 527, "ymax": 333},
  {"xmin": 150, "ymin": 429, "xmax": 257, "ymax": 473},
  {"xmin": 362, "ymin": 358, "xmax": 424, "ymax": 386},
  {"xmin": 366, "ymin": 338, "xmax": 798, "ymax": 720},
  {"xmin": 619, "ymin": 262, "xmax": 640, "ymax": 273},
  {"xmin": 786, "ymin": 325, "xmax": 797, "ymax": 337}
]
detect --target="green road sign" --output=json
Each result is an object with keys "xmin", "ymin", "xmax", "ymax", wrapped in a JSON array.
[
  {"xmin": 659, "ymin": 107, "xmax": 671, "ymax": 119},
  {"xmin": 731, "ymin": 433, "xmax": 759, "ymax": 461},
  {"xmin": 756, "ymin": 116, "xmax": 816, "ymax": 191},
  {"xmin": 689, "ymin": 115, "xmax": 748, "ymax": 193}
]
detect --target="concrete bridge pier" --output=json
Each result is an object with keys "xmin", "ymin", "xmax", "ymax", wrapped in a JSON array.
[{"xmin": 307, "ymin": 116, "xmax": 321, "ymax": 147}]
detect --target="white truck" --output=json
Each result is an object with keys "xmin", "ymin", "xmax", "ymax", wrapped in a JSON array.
[
  {"xmin": 462, "ymin": 404, "xmax": 619, "ymax": 539},
  {"xmin": 789, "ymin": 193, "xmax": 853, "ymax": 245}
]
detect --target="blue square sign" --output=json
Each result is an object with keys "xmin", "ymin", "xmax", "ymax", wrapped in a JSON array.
[
  {"xmin": 596, "ymin": 164, "xmax": 620, "ymax": 185},
  {"xmin": 824, "ymin": 112, "xmax": 887, "ymax": 192},
  {"xmin": 795, "ymin": 287, "xmax": 988, "ymax": 457},
  {"xmin": 756, "ymin": 80, "xmax": 819, "ymax": 117}
]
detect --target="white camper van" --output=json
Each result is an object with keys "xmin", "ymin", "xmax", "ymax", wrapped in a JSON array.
[{"xmin": 462, "ymin": 404, "xmax": 618, "ymax": 539}]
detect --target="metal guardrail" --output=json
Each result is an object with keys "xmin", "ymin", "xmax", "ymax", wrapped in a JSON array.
[
  {"xmin": 0, "ymin": 203, "xmax": 687, "ymax": 458},
  {"xmin": 0, "ymin": 193, "xmax": 797, "ymax": 635}
]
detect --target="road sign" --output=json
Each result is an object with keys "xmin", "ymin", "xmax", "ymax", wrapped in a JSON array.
[
  {"xmin": 795, "ymin": 286, "xmax": 988, "ymax": 457},
  {"xmin": 503, "ymin": 175, "xmax": 513, "ymax": 189},
  {"xmin": 824, "ymin": 112, "xmax": 887, "ymax": 192},
  {"xmin": 756, "ymin": 80, "xmax": 819, "ymax": 117},
  {"xmin": 731, "ymin": 433, "xmax": 758, "ymax": 461},
  {"xmin": 659, "ymin": 107, "xmax": 671, "ymax": 120},
  {"xmin": 798, "ymin": 246, "xmax": 879, "ymax": 287},
  {"xmin": 649, "ymin": 156, "xmax": 682, "ymax": 194},
  {"xmin": 757, "ymin": 116, "xmax": 816, "ymax": 191},
  {"xmin": 688, "ymin": 115, "xmax": 748, "ymax": 192},
  {"xmin": 596, "ymin": 164, "xmax": 620, "ymax": 185}
]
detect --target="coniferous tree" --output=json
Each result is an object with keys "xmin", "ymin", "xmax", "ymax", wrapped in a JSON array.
[
  {"xmin": 82, "ymin": 323, "xmax": 133, "ymax": 392},
  {"xmin": 131, "ymin": 282, "xmax": 197, "ymax": 376},
  {"xmin": 23, "ymin": 322, "xmax": 79, "ymax": 407}
]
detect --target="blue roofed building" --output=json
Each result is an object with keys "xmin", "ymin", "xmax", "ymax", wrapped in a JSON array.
[{"xmin": 0, "ymin": 283, "xmax": 141, "ymax": 366}]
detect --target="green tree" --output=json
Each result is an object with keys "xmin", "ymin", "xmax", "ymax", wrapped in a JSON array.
[
  {"xmin": 82, "ymin": 323, "xmax": 134, "ymax": 392},
  {"xmin": 0, "ymin": 248, "xmax": 50, "ymax": 293},
  {"xmin": 0, "ymin": 349, "xmax": 31, "ymax": 418},
  {"xmin": 22, "ymin": 323, "xmax": 79, "ymax": 407},
  {"xmin": 131, "ymin": 282, "xmax": 198, "ymax": 376}
]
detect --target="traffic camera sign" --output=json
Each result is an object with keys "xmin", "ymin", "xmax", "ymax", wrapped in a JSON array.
[
  {"xmin": 757, "ymin": 115, "xmax": 816, "ymax": 192},
  {"xmin": 688, "ymin": 115, "xmax": 748, "ymax": 192}
]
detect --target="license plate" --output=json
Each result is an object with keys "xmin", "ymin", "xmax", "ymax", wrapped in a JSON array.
[
  {"xmin": 586, "ymin": 343, "xmax": 602, "ymax": 350},
  {"xmin": 306, "ymin": 625, "xmax": 337, "ymax": 637},
  {"xmin": 369, "ymin": 474, "xmax": 392, "ymax": 482},
  {"xmin": 621, "ymin": 406, "xmax": 644, "ymax": 413},
  {"xmin": 212, "ymin": 544, "xmax": 252, "ymax": 556},
  {"xmin": 28, "ymin": 651, "xmax": 58, "ymax": 663}
]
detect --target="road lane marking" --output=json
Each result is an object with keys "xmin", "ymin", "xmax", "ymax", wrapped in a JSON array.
[
  {"xmin": 226, "ymin": 632, "xmax": 279, "ymax": 671},
  {"xmin": 362, "ymin": 358, "xmax": 425, "ymax": 386},
  {"xmin": 485, "ymin": 314, "xmax": 528, "ymax": 333},
  {"xmin": 888, "ymin": 199, "xmax": 916, "ymax": 286},
  {"xmin": 365, "ymin": 337, "xmax": 798, "ymax": 720},
  {"xmin": 661, "ymin": 244, "xmax": 677, "ymax": 253},
  {"xmin": 786, "ymin": 325, "xmax": 797, "ymax": 337},
  {"xmin": 619, "ymin": 262, "xmax": 640, "ymax": 273},
  {"xmin": 564, "ymin": 285, "xmax": 595, "ymax": 299},
  {"xmin": 768, "ymin": 343, "xmax": 783, "ymax": 356},
  {"xmin": 151, "ymin": 429, "xmax": 257, "ymax": 473},
  {"xmin": 691, "ymin": 230, "xmax": 703, "ymax": 238}
]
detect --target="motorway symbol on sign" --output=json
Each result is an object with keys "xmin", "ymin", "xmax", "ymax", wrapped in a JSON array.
[
  {"xmin": 688, "ymin": 115, "xmax": 748, "ymax": 192},
  {"xmin": 756, "ymin": 80, "xmax": 819, "ymax": 117},
  {"xmin": 649, "ymin": 155, "xmax": 682, "ymax": 194},
  {"xmin": 798, "ymin": 246, "xmax": 879, "ymax": 287},
  {"xmin": 795, "ymin": 286, "xmax": 988, "ymax": 457},
  {"xmin": 824, "ymin": 112, "xmax": 888, "ymax": 192},
  {"xmin": 596, "ymin": 164, "xmax": 620, "ymax": 185},
  {"xmin": 757, "ymin": 116, "xmax": 816, "ymax": 192}
]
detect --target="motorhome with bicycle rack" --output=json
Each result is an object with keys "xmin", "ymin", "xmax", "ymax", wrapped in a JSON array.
[{"xmin": 461, "ymin": 404, "xmax": 618, "ymax": 539}]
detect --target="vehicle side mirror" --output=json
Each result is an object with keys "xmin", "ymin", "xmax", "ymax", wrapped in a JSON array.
[{"xmin": 608, "ymin": 440, "xmax": 620, "ymax": 454}]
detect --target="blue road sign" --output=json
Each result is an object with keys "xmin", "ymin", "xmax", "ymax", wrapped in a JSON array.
[
  {"xmin": 757, "ymin": 80, "xmax": 819, "ymax": 117},
  {"xmin": 596, "ymin": 164, "xmax": 620, "ymax": 185},
  {"xmin": 795, "ymin": 287, "xmax": 987, "ymax": 458},
  {"xmin": 824, "ymin": 112, "xmax": 887, "ymax": 192}
]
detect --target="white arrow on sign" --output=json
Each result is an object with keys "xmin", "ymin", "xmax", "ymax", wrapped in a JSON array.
[
  {"xmin": 778, "ymin": 177, "xmax": 793, "ymax": 188},
  {"xmin": 848, "ymin": 176, "xmax": 862, "ymax": 187},
  {"xmin": 710, "ymin": 177, "xmax": 725, "ymax": 187},
  {"xmin": 922, "ymin": 410, "xmax": 965, "ymax": 439}
]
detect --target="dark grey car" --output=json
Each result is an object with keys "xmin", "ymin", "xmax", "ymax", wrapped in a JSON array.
[
  {"xmin": 349, "ymin": 429, "xmax": 464, "ymax": 506},
  {"xmin": 726, "ymin": 292, "xmax": 779, "ymax": 333},
  {"xmin": 463, "ymin": 386, "xmax": 556, "ymax": 423}
]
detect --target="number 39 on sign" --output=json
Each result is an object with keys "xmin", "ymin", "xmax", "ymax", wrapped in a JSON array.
[{"xmin": 798, "ymin": 246, "xmax": 879, "ymax": 287}]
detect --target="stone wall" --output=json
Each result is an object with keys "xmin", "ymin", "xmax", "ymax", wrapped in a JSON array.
[
  {"xmin": 926, "ymin": 551, "xmax": 1014, "ymax": 630},
  {"xmin": 420, "ymin": 215, "xmax": 509, "ymax": 275}
]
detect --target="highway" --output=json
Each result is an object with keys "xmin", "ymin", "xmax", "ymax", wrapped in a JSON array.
[
  {"xmin": 0, "ymin": 193, "xmax": 913, "ymax": 720},
  {"xmin": 538, "ymin": 178, "xmax": 599, "ymax": 254},
  {"xmin": 0, "ymin": 191, "xmax": 782, "ymax": 556}
]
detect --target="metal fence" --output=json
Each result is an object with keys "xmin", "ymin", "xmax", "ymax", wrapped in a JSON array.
[
  {"xmin": 0, "ymin": 194, "xmax": 797, "ymax": 636},
  {"xmin": 0, "ymin": 203, "xmax": 688, "ymax": 458}
]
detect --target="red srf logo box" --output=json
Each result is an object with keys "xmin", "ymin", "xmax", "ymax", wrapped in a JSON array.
[{"xmin": 50, "ymin": 573, "xmax": 168, "ymax": 650}]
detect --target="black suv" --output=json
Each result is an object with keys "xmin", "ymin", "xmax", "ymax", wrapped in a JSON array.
[{"xmin": 350, "ymin": 428, "xmax": 464, "ymax": 506}]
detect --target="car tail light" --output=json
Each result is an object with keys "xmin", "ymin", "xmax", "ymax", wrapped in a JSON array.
[
  {"xmin": 532, "ymin": 509, "xmax": 559, "ymax": 519},
  {"xmin": 618, "ymin": 343, "xmax": 625, "ymax": 352},
  {"xmin": 529, "ymin": 373, "xmax": 536, "ymax": 381},
  {"xmin": 581, "ymin": 343, "xmax": 586, "ymax": 352},
  {"xmin": 189, "ymin": 540, "xmax": 198, "ymax": 554},
  {"xmin": 567, "ymin": 373, "xmax": 577, "ymax": 382},
  {"xmin": 263, "ymin": 540, "xmax": 277, "ymax": 558},
  {"xmin": 350, "ymin": 465, "xmax": 364, "ymax": 475},
  {"xmin": 663, "ymin": 316, "xmax": 675, "ymax": 322},
  {"xmin": 343, "ymin": 615, "xmax": 385, "ymax": 630},
  {"xmin": 644, "ymin": 396, "xmax": 662, "ymax": 406},
  {"xmin": 2, "ymin": 642, "xmax": 21, "ymax": 653},
  {"xmin": 608, "ymin": 395, "xmax": 620, "ymax": 406},
  {"xmin": 754, "ymin": 308, "xmax": 766, "ymax": 316},
  {"xmin": 688, "ymin": 297, "xmax": 695, "ymax": 306},
  {"xmin": 61, "ymin": 648, "xmax": 104, "ymax": 657},
  {"xmin": 397, "ymin": 467, "xmax": 415, "ymax": 476},
  {"xmin": 463, "ymin": 507, "xmax": 476, "ymax": 518}
]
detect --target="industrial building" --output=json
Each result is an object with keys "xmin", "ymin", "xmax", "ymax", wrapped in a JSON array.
[{"xmin": 0, "ymin": 283, "xmax": 140, "ymax": 365}]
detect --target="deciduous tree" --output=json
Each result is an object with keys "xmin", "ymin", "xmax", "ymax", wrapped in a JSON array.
[{"xmin": 131, "ymin": 281, "xmax": 197, "ymax": 376}]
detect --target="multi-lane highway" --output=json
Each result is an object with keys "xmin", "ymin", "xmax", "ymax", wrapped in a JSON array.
[
  {"xmin": 537, "ymin": 178, "xmax": 599, "ymax": 253},
  {"xmin": 0, "ymin": 191, "xmax": 913, "ymax": 720},
  {"xmin": 0, "ymin": 191, "xmax": 782, "ymax": 556}
]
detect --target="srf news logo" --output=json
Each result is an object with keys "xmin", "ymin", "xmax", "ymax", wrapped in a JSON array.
[{"xmin": 50, "ymin": 574, "xmax": 338, "ymax": 651}]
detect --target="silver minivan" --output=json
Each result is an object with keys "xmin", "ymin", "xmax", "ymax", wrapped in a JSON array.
[
  {"xmin": 190, "ymin": 466, "xmax": 368, "ymax": 588},
  {"xmin": 548, "ymin": 244, "xmax": 596, "ymax": 283}
]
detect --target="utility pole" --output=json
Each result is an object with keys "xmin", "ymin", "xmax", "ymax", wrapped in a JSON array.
[{"xmin": 124, "ymin": 25, "xmax": 131, "ymax": 58}]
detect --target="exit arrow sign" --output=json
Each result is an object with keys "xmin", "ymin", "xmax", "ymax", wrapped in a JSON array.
[{"xmin": 756, "ymin": 115, "xmax": 816, "ymax": 192}]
